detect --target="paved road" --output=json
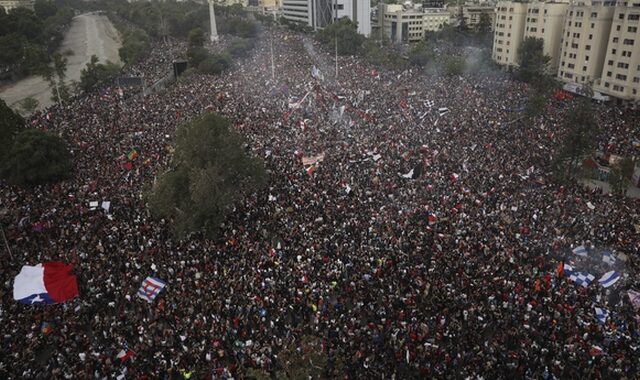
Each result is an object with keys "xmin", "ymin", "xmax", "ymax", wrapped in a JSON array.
[{"xmin": 0, "ymin": 13, "xmax": 122, "ymax": 112}]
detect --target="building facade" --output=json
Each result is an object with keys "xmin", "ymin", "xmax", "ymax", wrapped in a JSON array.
[
  {"xmin": 282, "ymin": 0, "xmax": 371, "ymax": 36},
  {"xmin": 492, "ymin": 2, "xmax": 528, "ymax": 66},
  {"xmin": 558, "ymin": 1, "xmax": 615, "ymax": 86},
  {"xmin": 523, "ymin": 1, "xmax": 569, "ymax": 71},
  {"xmin": 379, "ymin": 3, "xmax": 449, "ymax": 43},
  {"xmin": 492, "ymin": 0, "xmax": 640, "ymax": 103},
  {"xmin": 594, "ymin": 4, "xmax": 640, "ymax": 99}
]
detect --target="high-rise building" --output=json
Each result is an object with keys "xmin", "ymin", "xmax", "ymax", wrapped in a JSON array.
[
  {"xmin": 492, "ymin": 2, "xmax": 528, "ymax": 67},
  {"xmin": 558, "ymin": 1, "xmax": 615, "ymax": 86},
  {"xmin": 594, "ymin": 4, "xmax": 640, "ymax": 100},
  {"xmin": 282, "ymin": 0, "xmax": 371, "ymax": 36},
  {"xmin": 523, "ymin": 1, "xmax": 569, "ymax": 71},
  {"xmin": 378, "ymin": 3, "xmax": 450, "ymax": 43},
  {"xmin": 492, "ymin": 0, "xmax": 640, "ymax": 103}
]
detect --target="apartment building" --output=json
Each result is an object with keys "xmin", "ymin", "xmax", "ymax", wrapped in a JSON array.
[
  {"xmin": 0, "ymin": 0, "xmax": 33, "ymax": 11},
  {"xmin": 523, "ymin": 1, "xmax": 569, "ymax": 71},
  {"xmin": 379, "ymin": 3, "xmax": 449, "ymax": 43},
  {"xmin": 492, "ymin": 2, "xmax": 529, "ymax": 66},
  {"xmin": 558, "ymin": 1, "xmax": 615, "ymax": 86},
  {"xmin": 595, "ymin": 4, "xmax": 640, "ymax": 100},
  {"xmin": 282, "ymin": 0, "xmax": 371, "ymax": 36},
  {"xmin": 449, "ymin": 5, "xmax": 497, "ymax": 31}
]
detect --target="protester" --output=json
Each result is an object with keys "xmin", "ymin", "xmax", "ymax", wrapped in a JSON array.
[{"xmin": 1, "ymin": 28, "xmax": 638, "ymax": 379}]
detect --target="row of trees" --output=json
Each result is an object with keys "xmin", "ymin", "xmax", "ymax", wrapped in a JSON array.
[{"xmin": 0, "ymin": 0, "xmax": 74, "ymax": 78}]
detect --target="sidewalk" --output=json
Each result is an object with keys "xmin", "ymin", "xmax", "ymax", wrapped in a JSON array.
[{"xmin": 579, "ymin": 179, "xmax": 640, "ymax": 199}]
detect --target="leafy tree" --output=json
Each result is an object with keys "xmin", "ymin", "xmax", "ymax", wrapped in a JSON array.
[
  {"xmin": 19, "ymin": 97, "xmax": 40, "ymax": 115},
  {"xmin": 316, "ymin": 17, "xmax": 365, "ymax": 56},
  {"xmin": 0, "ymin": 99, "xmax": 25, "ymax": 162},
  {"xmin": 79, "ymin": 55, "xmax": 121, "ymax": 92},
  {"xmin": 34, "ymin": 0, "xmax": 58, "ymax": 20},
  {"xmin": 187, "ymin": 46, "xmax": 209, "ymax": 68},
  {"xmin": 119, "ymin": 29, "xmax": 150, "ymax": 65},
  {"xmin": 553, "ymin": 101, "xmax": 599, "ymax": 182},
  {"xmin": 609, "ymin": 157, "xmax": 635, "ymax": 196},
  {"xmin": 457, "ymin": 7, "xmax": 468, "ymax": 32},
  {"xmin": 517, "ymin": 37, "xmax": 551, "ymax": 87},
  {"xmin": 228, "ymin": 38, "xmax": 255, "ymax": 58},
  {"xmin": 187, "ymin": 27, "xmax": 205, "ymax": 49},
  {"xmin": 0, "ymin": 129, "xmax": 72, "ymax": 186},
  {"xmin": 148, "ymin": 113, "xmax": 267, "ymax": 238},
  {"xmin": 444, "ymin": 56, "xmax": 466, "ymax": 76},
  {"xmin": 197, "ymin": 53, "xmax": 231, "ymax": 75},
  {"xmin": 408, "ymin": 40, "xmax": 433, "ymax": 67},
  {"xmin": 476, "ymin": 12, "xmax": 492, "ymax": 34}
]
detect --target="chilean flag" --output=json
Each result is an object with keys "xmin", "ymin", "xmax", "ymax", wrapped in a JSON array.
[{"xmin": 13, "ymin": 262, "xmax": 79, "ymax": 305}]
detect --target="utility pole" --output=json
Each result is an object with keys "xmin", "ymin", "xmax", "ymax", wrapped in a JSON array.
[
  {"xmin": 0, "ymin": 223, "xmax": 13, "ymax": 260},
  {"xmin": 270, "ymin": 34, "xmax": 275, "ymax": 80}
]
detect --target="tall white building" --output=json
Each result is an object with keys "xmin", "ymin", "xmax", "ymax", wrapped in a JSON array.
[{"xmin": 282, "ymin": 0, "xmax": 371, "ymax": 36}]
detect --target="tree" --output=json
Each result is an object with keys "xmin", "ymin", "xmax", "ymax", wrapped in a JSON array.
[
  {"xmin": 517, "ymin": 37, "xmax": 551, "ymax": 87},
  {"xmin": 148, "ymin": 113, "xmax": 267, "ymax": 238},
  {"xmin": 187, "ymin": 27, "xmax": 205, "ymax": 49},
  {"xmin": 476, "ymin": 12, "xmax": 492, "ymax": 34},
  {"xmin": 553, "ymin": 101, "xmax": 599, "ymax": 182},
  {"xmin": 228, "ymin": 38, "xmax": 255, "ymax": 58},
  {"xmin": 0, "ymin": 99, "xmax": 25, "ymax": 162},
  {"xmin": 34, "ymin": 0, "xmax": 57, "ymax": 20},
  {"xmin": 119, "ymin": 30, "xmax": 150, "ymax": 65},
  {"xmin": 457, "ymin": 6, "xmax": 468, "ymax": 32},
  {"xmin": 0, "ymin": 129, "xmax": 72, "ymax": 185},
  {"xmin": 316, "ymin": 17, "xmax": 365, "ymax": 56},
  {"xmin": 197, "ymin": 53, "xmax": 231, "ymax": 74},
  {"xmin": 609, "ymin": 157, "xmax": 635, "ymax": 196},
  {"xmin": 19, "ymin": 97, "xmax": 39, "ymax": 115},
  {"xmin": 444, "ymin": 56, "xmax": 466, "ymax": 76},
  {"xmin": 79, "ymin": 55, "xmax": 121, "ymax": 93},
  {"xmin": 408, "ymin": 40, "xmax": 434, "ymax": 67}
]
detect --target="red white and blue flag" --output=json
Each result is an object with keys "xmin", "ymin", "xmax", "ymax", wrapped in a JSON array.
[
  {"xmin": 13, "ymin": 262, "xmax": 79, "ymax": 305},
  {"xmin": 137, "ymin": 277, "xmax": 166, "ymax": 303}
]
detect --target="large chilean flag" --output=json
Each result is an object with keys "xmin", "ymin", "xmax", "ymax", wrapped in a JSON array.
[{"xmin": 13, "ymin": 262, "xmax": 79, "ymax": 304}]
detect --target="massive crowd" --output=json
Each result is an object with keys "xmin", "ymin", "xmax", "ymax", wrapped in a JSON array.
[{"xmin": 1, "ymin": 25, "xmax": 639, "ymax": 379}]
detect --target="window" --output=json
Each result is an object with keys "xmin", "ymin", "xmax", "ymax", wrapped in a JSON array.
[
  {"xmin": 591, "ymin": 12, "xmax": 598, "ymax": 18},
  {"xmin": 582, "ymin": 66, "xmax": 587, "ymax": 71},
  {"xmin": 585, "ymin": 56, "xmax": 590, "ymax": 61},
  {"xmin": 612, "ymin": 49, "xmax": 617, "ymax": 54},
  {"xmin": 586, "ymin": 45, "xmax": 591, "ymax": 50},
  {"xmin": 617, "ymin": 62, "xmax": 630, "ymax": 69},
  {"xmin": 607, "ymin": 71, "xmax": 612, "ymax": 77},
  {"xmin": 623, "ymin": 39, "xmax": 635, "ymax": 45},
  {"xmin": 616, "ymin": 74, "xmax": 627, "ymax": 80},
  {"xmin": 568, "ymin": 63, "xmax": 575, "ymax": 69},
  {"xmin": 629, "ymin": 26, "xmax": 638, "ymax": 32},
  {"xmin": 619, "ymin": 13, "xmax": 625, "ymax": 20},
  {"xmin": 633, "ymin": 77, "xmax": 640, "ymax": 83},
  {"xmin": 629, "ymin": 14, "xmax": 640, "ymax": 20},
  {"xmin": 604, "ymin": 82, "xmax": 610, "ymax": 88},
  {"xmin": 613, "ymin": 37, "xmax": 619, "ymax": 43},
  {"xmin": 617, "ymin": 25, "xmax": 621, "ymax": 31},
  {"xmin": 612, "ymin": 84, "xmax": 624, "ymax": 91},
  {"xmin": 608, "ymin": 60, "xmax": 614, "ymax": 65},
  {"xmin": 589, "ymin": 34, "xmax": 593, "ymax": 40},
  {"xmin": 591, "ymin": 23, "xmax": 595, "ymax": 28}
]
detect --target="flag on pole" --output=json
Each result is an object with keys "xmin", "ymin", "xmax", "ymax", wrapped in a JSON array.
[
  {"xmin": 598, "ymin": 271, "xmax": 621, "ymax": 288},
  {"xmin": 572, "ymin": 245, "xmax": 588, "ymax": 257},
  {"xmin": 602, "ymin": 251, "xmax": 616, "ymax": 266},
  {"xmin": 594, "ymin": 307, "xmax": 609, "ymax": 325},
  {"xmin": 137, "ymin": 277, "xmax": 166, "ymax": 303},
  {"xmin": 13, "ymin": 262, "xmax": 79, "ymax": 304},
  {"xmin": 127, "ymin": 149, "xmax": 139, "ymax": 161},
  {"xmin": 568, "ymin": 272, "xmax": 595, "ymax": 287}
]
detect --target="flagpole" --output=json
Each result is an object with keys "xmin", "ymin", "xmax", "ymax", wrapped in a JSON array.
[{"xmin": 270, "ymin": 33, "xmax": 275, "ymax": 81}]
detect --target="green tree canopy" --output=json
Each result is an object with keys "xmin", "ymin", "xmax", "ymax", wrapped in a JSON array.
[
  {"xmin": 79, "ymin": 55, "xmax": 121, "ymax": 92},
  {"xmin": 1, "ymin": 129, "xmax": 72, "ymax": 185},
  {"xmin": 148, "ymin": 113, "xmax": 267, "ymax": 238},
  {"xmin": 316, "ymin": 17, "xmax": 365, "ymax": 56},
  {"xmin": 517, "ymin": 37, "xmax": 551, "ymax": 87},
  {"xmin": 553, "ymin": 101, "xmax": 599, "ymax": 182},
  {"xmin": 408, "ymin": 40, "xmax": 434, "ymax": 67},
  {"xmin": 187, "ymin": 27, "xmax": 205, "ymax": 49},
  {"xmin": 197, "ymin": 53, "xmax": 231, "ymax": 75},
  {"xmin": 0, "ymin": 99, "xmax": 25, "ymax": 162}
]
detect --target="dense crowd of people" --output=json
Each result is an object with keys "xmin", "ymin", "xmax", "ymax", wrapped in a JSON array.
[{"xmin": 1, "ymin": 25, "xmax": 639, "ymax": 379}]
